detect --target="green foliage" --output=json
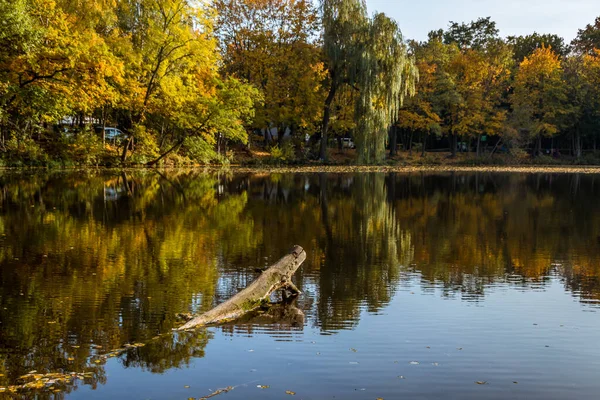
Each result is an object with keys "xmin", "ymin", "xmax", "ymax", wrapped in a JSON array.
[
  {"xmin": 572, "ymin": 16, "xmax": 600, "ymax": 55},
  {"xmin": 4, "ymin": 137, "xmax": 47, "ymax": 165},
  {"xmin": 185, "ymin": 137, "xmax": 217, "ymax": 164},
  {"xmin": 508, "ymin": 33, "xmax": 568, "ymax": 62},
  {"xmin": 64, "ymin": 129, "xmax": 104, "ymax": 165},
  {"xmin": 268, "ymin": 141, "xmax": 296, "ymax": 163},
  {"xmin": 444, "ymin": 17, "xmax": 500, "ymax": 50}
]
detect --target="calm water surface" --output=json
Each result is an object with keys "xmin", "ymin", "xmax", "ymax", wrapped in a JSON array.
[{"xmin": 0, "ymin": 171, "xmax": 600, "ymax": 399}]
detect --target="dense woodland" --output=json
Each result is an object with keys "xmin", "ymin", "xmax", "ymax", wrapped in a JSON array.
[{"xmin": 1, "ymin": 0, "xmax": 600, "ymax": 166}]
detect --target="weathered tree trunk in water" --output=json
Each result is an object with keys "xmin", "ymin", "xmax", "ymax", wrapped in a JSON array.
[{"xmin": 178, "ymin": 246, "xmax": 307, "ymax": 330}]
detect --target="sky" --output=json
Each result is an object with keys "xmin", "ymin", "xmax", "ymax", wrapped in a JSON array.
[{"xmin": 366, "ymin": 0, "xmax": 599, "ymax": 43}]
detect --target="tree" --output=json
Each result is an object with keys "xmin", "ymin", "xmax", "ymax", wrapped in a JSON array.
[
  {"xmin": 353, "ymin": 13, "xmax": 417, "ymax": 163},
  {"xmin": 146, "ymin": 77, "xmax": 260, "ymax": 165},
  {"xmin": 215, "ymin": 0, "xmax": 325, "ymax": 145},
  {"xmin": 508, "ymin": 33, "xmax": 568, "ymax": 62},
  {"xmin": 394, "ymin": 40, "xmax": 441, "ymax": 156},
  {"xmin": 511, "ymin": 46, "xmax": 568, "ymax": 156},
  {"xmin": 0, "ymin": 0, "xmax": 120, "ymax": 147},
  {"xmin": 449, "ymin": 41, "xmax": 512, "ymax": 156},
  {"xmin": 444, "ymin": 17, "xmax": 499, "ymax": 50},
  {"xmin": 562, "ymin": 51, "xmax": 600, "ymax": 157},
  {"xmin": 319, "ymin": 0, "xmax": 368, "ymax": 160},
  {"xmin": 572, "ymin": 16, "xmax": 600, "ymax": 55},
  {"xmin": 114, "ymin": 0, "xmax": 219, "ymax": 161}
]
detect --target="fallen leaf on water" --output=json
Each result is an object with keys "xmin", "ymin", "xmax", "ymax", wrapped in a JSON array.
[
  {"xmin": 398, "ymin": 376, "xmax": 405, "ymax": 380},
  {"xmin": 184, "ymin": 385, "xmax": 190, "ymax": 388},
  {"xmin": 409, "ymin": 361, "xmax": 419, "ymax": 365},
  {"xmin": 513, "ymin": 381, "xmax": 518, "ymax": 384},
  {"xmin": 350, "ymin": 348, "xmax": 357, "ymax": 352},
  {"xmin": 285, "ymin": 390, "xmax": 296, "ymax": 395},
  {"xmin": 457, "ymin": 348, "xmax": 463, "ymax": 350},
  {"xmin": 188, "ymin": 398, "xmax": 196, "ymax": 400},
  {"xmin": 257, "ymin": 385, "xmax": 270, "ymax": 389},
  {"xmin": 432, "ymin": 363, "xmax": 439, "ymax": 366},
  {"xmin": 376, "ymin": 398, "xmax": 384, "ymax": 400},
  {"xmin": 475, "ymin": 381, "xmax": 488, "ymax": 385}
]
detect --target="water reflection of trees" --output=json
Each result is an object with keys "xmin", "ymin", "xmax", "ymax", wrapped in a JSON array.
[{"xmin": 0, "ymin": 171, "xmax": 599, "ymax": 393}]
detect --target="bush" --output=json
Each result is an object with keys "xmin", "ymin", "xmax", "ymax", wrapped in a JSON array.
[
  {"xmin": 4, "ymin": 137, "xmax": 48, "ymax": 166},
  {"xmin": 185, "ymin": 137, "xmax": 217, "ymax": 164},
  {"xmin": 64, "ymin": 128, "xmax": 103, "ymax": 165},
  {"xmin": 268, "ymin": 140, "xmax": 296, "ymax": 163}
]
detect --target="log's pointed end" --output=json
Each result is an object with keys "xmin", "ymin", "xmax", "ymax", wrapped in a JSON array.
[{"xmin": 290, "ymin": 245, "xmax": 304, "ymax": 257}]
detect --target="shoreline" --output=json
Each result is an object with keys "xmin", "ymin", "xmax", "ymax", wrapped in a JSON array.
[{"xmin": 2, "ymin": 164, "xmax": 600, "ymax": 174}]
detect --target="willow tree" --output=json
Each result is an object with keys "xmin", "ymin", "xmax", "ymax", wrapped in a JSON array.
[
  {"xmin": 320, "ymin": 0, "xmax": 367, "ymax": 160},
  {"xmin": 354, "ymin": 13, "xmax": 417, "ymax": 164}
]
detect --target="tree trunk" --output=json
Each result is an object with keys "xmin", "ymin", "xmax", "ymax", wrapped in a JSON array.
[
  {"xmin": 320, "ymin": 84, "xmax": 337, "ymax": 161},
  {"xmin": 408, "ymin": 131, "xmax": 414, "ymax": 155},
  {"xmin": 178, "ymin": 246, "xmax": 307, "ymax": 330},
  {"xmin": 451, "ymin": 133, "xmax": 457, "ymax": 157},
  {"xmin": 575, "ymin": 129, "xmax": 582, "ymax": 158},
  {"xmin": 421, "ymin": 131, "xmax": 427, "ymax": 157},
  {"xmin": 101, "ymin": 107, "xmax": 106, "ymax": 147},
  {"xmin": 476, "ymin": 134, "xmax": 481, "ymax": 157},
  {"xmin": 389, "ymin": 126, "xmax": 397, "ymax": 157}
]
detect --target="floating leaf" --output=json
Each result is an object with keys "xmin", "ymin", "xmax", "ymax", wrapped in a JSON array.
[
  {"xmin": 257, "ymin": 385, "xmax": 270, "ymax": 389},
  {"xmin": 184, "ymin": 385, "xmax": 190, "ymax": 388},
  {"xmin": 350, "ymin": 348, "xmax": 357, "ymax": 352},
  {"xmin": 285, "ymin": 390, "xmax": 296, "ymax": 395},
  {"xmin": 475, "ymin": 381, "xmax": 488, "ymax": 385},
  {"xmin": 409, "ymin": 361, "xmax": 419, "ymax": 365},
  {"xmin": 398, "ymin": 376, "xmax": 405, "ymax": 379},
  {"xmin": 432, "ymin": 362, "xmax": 439, "ymax": 366}
]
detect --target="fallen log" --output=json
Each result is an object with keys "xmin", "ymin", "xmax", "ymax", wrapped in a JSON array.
[{"xmin": 177, "ymin": 245, "xmax": 306, "ymax": 330}]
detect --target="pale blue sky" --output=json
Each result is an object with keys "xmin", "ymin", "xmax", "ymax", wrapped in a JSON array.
[{"xmin": 366, "ymin": 0, "xmax": 599, "ymax": 43}]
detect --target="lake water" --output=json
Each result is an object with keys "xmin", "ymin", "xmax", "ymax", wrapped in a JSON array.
[{"xmin": 1, "ymin": 170, "xmax": 600, "ymax": 399}]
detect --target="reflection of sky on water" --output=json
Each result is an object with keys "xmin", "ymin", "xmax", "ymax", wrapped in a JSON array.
[{"xmin": 72, "ymin": 275, "xmax": 600, "ymax": 400}]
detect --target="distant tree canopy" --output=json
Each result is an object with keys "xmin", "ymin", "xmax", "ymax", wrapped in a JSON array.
[{"xmin": 0, "ymin": 2, "xmax": 600, "ymax": 165}]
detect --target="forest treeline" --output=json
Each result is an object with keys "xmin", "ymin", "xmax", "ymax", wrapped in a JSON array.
[{"xmin": 1, "ymin": 0, "xmax": 600, "ymax": 166}]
